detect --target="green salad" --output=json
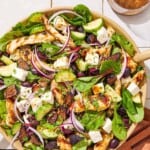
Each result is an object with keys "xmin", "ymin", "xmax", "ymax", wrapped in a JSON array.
[{"xmin": 0, "ymin": 4, "xmax": 145, "ymax": 150}]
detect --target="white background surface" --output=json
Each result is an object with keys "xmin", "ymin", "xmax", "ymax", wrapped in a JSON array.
[{"xmin": 0, "ymin": 0, "xmax": 150, "ymax": 148}]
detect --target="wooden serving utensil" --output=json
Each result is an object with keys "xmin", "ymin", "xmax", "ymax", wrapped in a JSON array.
[{"xmin": 134, "ymin": 49, "xmax": 150, "ymax": 62}]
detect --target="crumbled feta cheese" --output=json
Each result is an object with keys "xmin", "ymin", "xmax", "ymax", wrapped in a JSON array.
[
  {"xmin": 20, "ymin": 86, "xmax": 32, "ymax": 99},
  {"xmin": 92, "ymin": 83, "xmax": 104, "ymax": 94},
  {"xmin": 127, "ymin": 82, "xmax": 140, "ymax": 96},
  {"xmin": 97, "ymin": 27, "xmax": 108, "ymax": 44},
  {"xmin": 30, "ymin": 97, "xmax": 42, "ymax": 112},
  {"xmin": 53, "ymin": 56, "xmax": 69, "ymax": 69},
  {"xmin": 102, "ymin": 118, "xmax": 112, "ymax": 133},
  {"xmin": 89, "ymin": 131, "xmax": 103, "ymax": 143},
  {"xmin": 85, "ymin": 52, "xmax": 99, "ymax": 65},
  {"xmin": 41, "ymin": 91, "xmax": 54, "ymax": 104},
  {"xmin": 16, "ymin": 100, "xmax": 29, "ymax": 113},
  {"xmin": 12, "ymin": 67, "xmax": 28, "ymax": 81}
]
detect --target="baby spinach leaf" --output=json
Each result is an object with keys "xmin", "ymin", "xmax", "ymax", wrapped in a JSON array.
[
  {"xmin": 61, "ymin": 4, "xmax": 92, "ymax": 26},
  {"xmin": 100, "ymin": 60, "xmax": 121, "ymax": 74},
  {"xmin": 127, "ymin": 103, "xmax": 144, "ymax": 123},
  {"xmin": 122, "ymin": 88, "xmax": 137, "ymax": 115},
  {"xmin": 74, "ymin": 4, "xmax": 92, "ymax": 23},
  {"xmin": 40, "ymin": 43, "xmax": 60, "ymax": 58},
  {"xmin": 81, "ymin": 111, "xmax": 105, "ymax": 130},
  {"xmin": 73, "ymin": 76, "xmax": 99, "ymax": 92},
  {"xmin": 26, "ymin": 71, "xmax": 40, "ymax": 82},
  {"xmin": 112, "ymin": 104, "xmax": 127, "ymax": 140},
  {"xmin": 110, "ymin": 33, "xmax": 135, "ymax": 56},
  {"xmin": 73, "ymin": 139, "xmax": 88, "ymax": 150},
  {"xmin": 3, "ymin": 77, "xmax": 20, "ymax": 87}
]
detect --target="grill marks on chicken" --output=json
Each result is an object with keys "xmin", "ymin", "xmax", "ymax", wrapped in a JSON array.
[
  {"xmin": 7, "ymin": 33, "xmax": 55, "ymax": 54},
  {"xmin": 43, "ymin": 15, "xmax": 75, "ymax": 48}
]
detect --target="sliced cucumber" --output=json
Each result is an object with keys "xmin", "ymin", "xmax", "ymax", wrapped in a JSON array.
[
  {"xmin": 71, "ymin": 31, "xmax": 86, "ymax": 40},
  {"xmin": 83, "ymin": 18, "xmax": 103, "ymax": 32},
  {"xmin": 0, "ymin": 55, "xmax": 13, "ymax": 65},
  {"xmin": 55, "ymin": 69, "xmax": 76, "ymax": 82},
  {"xmin": 0, "ymin": 63, "xmax": 17, "ymax": 77},
  {"xmin": 76, "ymin": 59, "xmax": 88, "ymax": 71}
]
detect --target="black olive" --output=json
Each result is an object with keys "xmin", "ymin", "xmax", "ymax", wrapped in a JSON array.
[
  {"xmin": 77, "ymin": 72, "xmax": 85, "ymax": 77},
  {"xmin": 109, "ymin": 138, "xmax": 120, "ymax": 149},
  {"xmin": 117, "ymin": 106, "xmax": 127, "ymax": 117},
  {"xmin": 21, "ymin": 81, "xmax": 33, "ymax": 87},
  {"xmin": 68, "ymin": 134, "xmax": 83, "ymax": 145},
  {"xmin": 106, "ymin": 74, "xmax": 117, "ymax": 85},
  {"xmin": 45, "ymin": 141, "xmax": 58, "ymax": 150},
  {"xmin": 123, "ymin": 67, "xmax": 131, "ymax": 78},
  {"xmin": 86, "ymin": 34, "xmax": 97, "ymax": 43},
  {"xmin": 77, "ymin": 26, "xmax": 84, "ymax": 33}
]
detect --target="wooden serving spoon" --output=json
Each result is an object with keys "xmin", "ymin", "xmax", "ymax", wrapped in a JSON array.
[{"xmin": 134, "ymin": 49, "xmax": 150, "ymax": 62}]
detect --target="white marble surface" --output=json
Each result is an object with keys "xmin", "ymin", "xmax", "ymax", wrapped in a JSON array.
[{"xmin": 0, "ymin": 0, "xmax": 149, "ymax": 149}]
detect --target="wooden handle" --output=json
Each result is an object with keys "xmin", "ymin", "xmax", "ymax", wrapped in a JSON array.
[{"xmin": 133, "ymin": 49, "xmax": 150, "ymax": 62}]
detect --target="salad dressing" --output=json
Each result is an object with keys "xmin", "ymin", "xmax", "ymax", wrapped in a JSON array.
[{"xmin": 115, "ymin": 0, "xmax": 149, "ymax": 9}]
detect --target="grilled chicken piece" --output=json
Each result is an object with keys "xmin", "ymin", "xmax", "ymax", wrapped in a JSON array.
[
  {"xmin": 74, "ymin": 95, "xmax": 111, "ymax": 113},
  {"xmin": 51, "ymin": 80, "xmax": 64, "ymax": 105},
  {"xmin": 7, "ymin": 33, "xmax": 54, "ymax": 54},
  {"xmin": 114, "ymin": 79, "xmax": 121, "ymax": 95},
  {"xmin": 132, "ymin": 70, "xmax": 145, "ymax": 85},
  {"xmin": 94, "ymin": 133, "xmax": 113, "ymax": 150},
  {"xmin": 97, "ymin": 45, "xmax": 112, "ymax": 57},
  {"xmin": 43, "ymin": 15, "xmax": 75, "ymax": 48},
  {"xmin": 6, "ymin": 99, "xmax": 17, "ymax": 126},
  {"xmin": 57, "ymin": 134, "xmax": 72, "ymax": 150},
  {"xmin": 127, "ymin": 55, "xmax": 137, "ymax": 73},
  {"xmin": 4, "ymin": 85, "xmax": 17, "ymax": 99}
]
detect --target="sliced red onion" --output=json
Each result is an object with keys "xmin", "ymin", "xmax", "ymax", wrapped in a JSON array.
[
  {"xmin": 70, "ymin": 110, "xmax": 84, "ymax": 133},
  {"xmin": 34, "ymin": 48, "xmax": 55, "ymax": 72},
  {"xmin": 31, "ymin": 52, "xmax": 54, "ymax": 79},
  {"xmin": 56, "ymin": 26, "xmax": 71, "ymax": 54},
  {"xmin": 89, "ymin": 42, "xmax": 102, "ymax": 47},
  {"xmin": 14, "ymin": 95, "xmax": 24, "ymax": 124},
  {"xmin": 60, "ymin": 123, "xmax": 74, "ymax": 135},
  {"xmin": 28, "ymin": 126, "xmax": 44, "ymax": 145},
  {"xmin": 68, "ymin": 46, "xmax": 81, "ymax": 53},
  {"xmin": 48, "ymin": 10, "xmax": 83, "ymax": 23},
  {"xmin": 68, "ymin": 52, "xmax": 76, "ymax": 66},
  {"xmin": 117, "ymin": 51, "xmax": 127, "ymax": 79},
  {"xmin": 0, "ymin": 85, "xmax": 7, "ymax": 90},
  {"xmin": 7, "ymin": 131, "xmax": 19, "ymax": 149}
]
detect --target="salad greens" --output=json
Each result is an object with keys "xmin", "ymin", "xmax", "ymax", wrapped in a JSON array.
[
  {"xmin": 73, "ymin": 76, "xmax": 100, "ymax": 92},
  {"xmin": 81, "ymin": 111, "xmax": 105, "ymax": 130},
  {"xmin": 112, "ymin": 104, "xmax": 127, "ymax": 140},
  {"xmin": 62, "ymin": 4, "xmax": 92, "ymax": 26},
  {"xmin": 40, "ymin": 43, "xmax": 60, "ymax": 57},
  {"xmin": 100, "ymin": 60, "xmax": 121, "ymax": 74},
  {"xmin": 110, "ymin": 33, "xmax": 135, "ymax": 56},
  {"xmin": 73, "ymin": 139, "xmax": 89, "ymax": 150},
  {"xmin": 0, "ymin": 3, "xmax": 145, "ymax": 150},
  {"xmin": 122, "ymin": 89, "xmax": 144, "ymax": 123}
]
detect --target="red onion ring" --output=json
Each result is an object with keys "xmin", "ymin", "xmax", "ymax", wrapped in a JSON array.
[
  {"xmin": 28, "ymin": 126, "xmax": 44, "ymax": 145},
  {"xmin": 117, "ymin": 50, "xmax": 127, "ymax": 79},
  {"xmin": 48, "ymin": 10, "xmax": 83, "ymax": 23},
  {"xmin": 34, "ymin": 48, "xmax": 55, "ymax": 72},
  {"xmin": 14, "ymin": 95, "xmax": 24, "ymax": 124},
  {"xmin": 31, "ymin": 52, "xmax": 54, "ymax": 79},
  {"xmin": 55, "ymin": 26, "xmax": 71, "ymax": 54},
  {"xmin": 70, "ymin": 110, "xmax": 84, "ymax": 133}
]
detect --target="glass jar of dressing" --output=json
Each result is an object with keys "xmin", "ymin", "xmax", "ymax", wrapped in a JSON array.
[{"xmin": 108, "ymin": 0, "xmax": 150, "ymax": 15}]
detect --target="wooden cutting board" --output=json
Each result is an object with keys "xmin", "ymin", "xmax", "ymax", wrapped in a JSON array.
[{"xmin": 118, "ymin": 108, "xmax": 150, "ymax": 150}]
